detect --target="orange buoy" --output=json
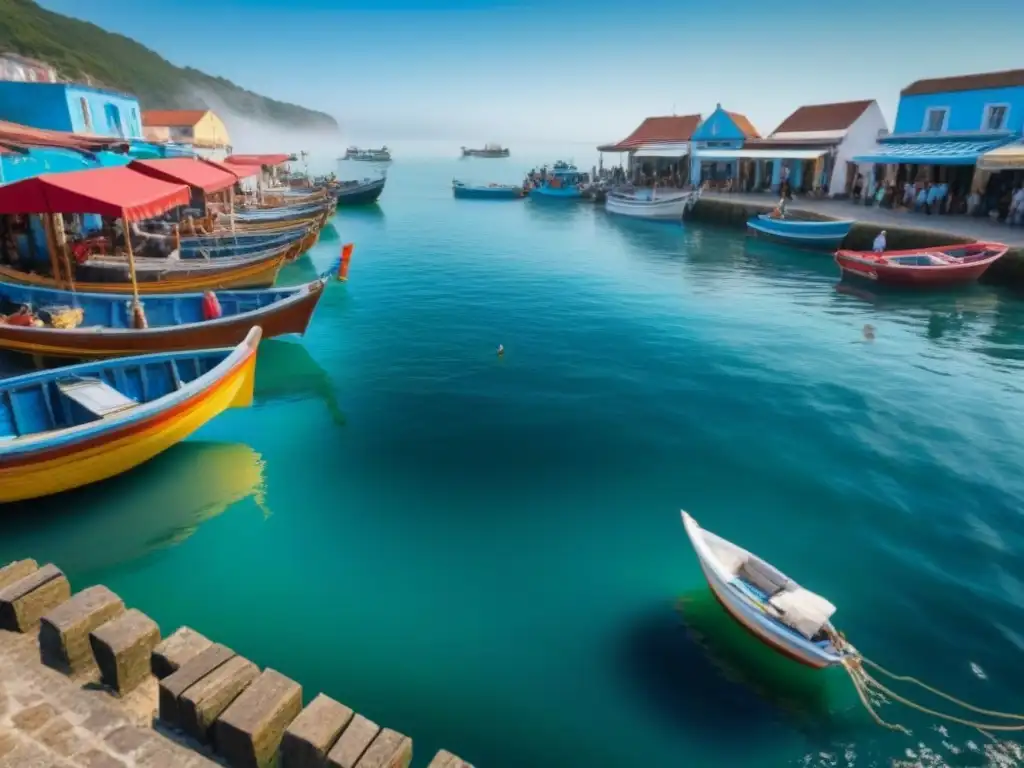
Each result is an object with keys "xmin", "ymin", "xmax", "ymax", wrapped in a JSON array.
[
  {"xmin": 339, "ymin": 242, "xmax": 354, "ymax": 281},
  {"xmin": 201, "ymin": 290, "xmax": 222, "ymax": 320}
]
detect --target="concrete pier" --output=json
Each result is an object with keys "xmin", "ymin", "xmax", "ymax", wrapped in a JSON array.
[
  {"xmin": 685, "ymin": 193, "xmax": 1024, "ymax": 285},
  {"xmin": 0, "ymin": 558, "xmax": 474, "ymax": 768}
]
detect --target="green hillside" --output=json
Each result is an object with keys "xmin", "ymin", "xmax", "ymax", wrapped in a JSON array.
[{"xmin": 0, "ymin": 0, "xmax": 337, "ymax": 130}]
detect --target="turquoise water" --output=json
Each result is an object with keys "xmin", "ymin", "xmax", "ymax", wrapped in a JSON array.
[{"xmin": 4, "ymin": 158, "xmax": 1024, "ymax": 767}]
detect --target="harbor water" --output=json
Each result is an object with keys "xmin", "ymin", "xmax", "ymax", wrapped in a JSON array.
[{"xmin": 5, "ymin": 157, "xmax": 1024, "ymax": 767}]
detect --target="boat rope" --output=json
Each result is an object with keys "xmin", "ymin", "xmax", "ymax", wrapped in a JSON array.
[{"xmin": 828, "ymin": 629, "xmax": 1024, "ymax": 737}]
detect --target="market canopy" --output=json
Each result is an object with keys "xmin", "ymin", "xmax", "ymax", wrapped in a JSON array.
[
  {"xmin": 201, "ymin": 157, "xmax": 261, "ymax": 180},
  {"xmin": 129, "ymin": 157, "xmax": 236, "ymax": 194},
  {"xmin": 853, "ymin": 138, "xmax": 1010, "ymax": 166},
  {"xmin": 977, "ymin": 140, "xmax": 1024, "ymax": 171},
  {"xmin": 696, "ymin": 148, "xmax": 827, "ymax": 161},
  {"xmin": 0, "ymin": 167, "xmax": 190, "ymax": 221},
  {"xmin": 225, "ymin": 153, "xmax": 291, "ymax": 167},
  {"xmin": 632, "ymin": 142, "xmax": 691, "ymax": 158}
]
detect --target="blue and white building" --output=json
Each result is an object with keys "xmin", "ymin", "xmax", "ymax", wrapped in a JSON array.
[
  {"xmin": 688, "ymin": 105, "xmax": 760, "ymax": 188},
  {"xmin": 854, "ymin": 68, "xmax": 1024, "ymax": 189},
  {"xmin": 0, "ymin": 81, "xmax": 144, "ymax": 140}
]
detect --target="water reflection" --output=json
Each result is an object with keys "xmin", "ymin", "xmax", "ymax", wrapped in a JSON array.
[
  {"xmin": 0, "ymin": 441, "xmax": 267, "ymax": 576},
  {"xmin": 255, "ymin": 339, "xmax": 345, "ymax": 424},
  {"xmin": 335, "ymin": 205, "xmax": 385, "ymax": 224},
  {"xmin": 524, "ymin": 198, "xmax": 589, "ymax": 225}
]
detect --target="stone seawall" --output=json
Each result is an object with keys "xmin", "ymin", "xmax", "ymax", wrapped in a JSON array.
[
  {"xmin": 0, "ymin": 558, "xmax": 474, "ymax": 768},
  {"xmin": 685, "ymin": 197, "xmax": 1024, "ymax": 286}
]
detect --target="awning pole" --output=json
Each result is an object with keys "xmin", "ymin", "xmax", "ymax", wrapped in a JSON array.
[{"xmin": 121, "ymin": 209, "xmax": 145, "ymax": 328}]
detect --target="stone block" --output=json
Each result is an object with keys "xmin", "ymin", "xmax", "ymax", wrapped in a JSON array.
[
  {"xmin": 281, "ymin": 694, "xmax": 353, "ymax": 768},
  {"xmin": 151, "ymin": 626, "xmax": 213, "ymax": 680},
  {"xmin": 89, "ymin": 608, "xmax": 161, "ymax": 696},
  {"xmin": 39, "ymin": 585, "xmax": 124, "ymax": 673},
  {"xmin": 157, "ymin": 642, "xmax": 235, "ymax": 728},
  {"xmin": 425, "ymin": 751, "xmax": 473, "ymax": 768},
  {"xmin": 0, "ymin": 563, "xmax": 70, "ymax": 632},
  {"xmin": 215, "ymin": 667, "xmax": 303, "ymax": 768},
  {"xmin": 326, "ymin": 714, "xmax": 380, "ymax": 768},
  {"xmin": 11, "ymin": 701, "xmax": 58, "ymax": 733},
  {"xmin": 355, "ymin": 729, "xmax": 412, "ymax": 768},
  {"xmin": 0, "ymin": 558, "xmax": 37, "ymax": 590},
  {"xmin": 179, "ymin": 655, "xmax": 260, "ymax": 743}
]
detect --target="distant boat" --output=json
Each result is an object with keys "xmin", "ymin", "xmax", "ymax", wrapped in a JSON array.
[
  {"xmin": 681, "ymin": 511, "xmax": 854, "ymax": 669},
  {"xmin": 0, "ymin": 327, "xmax": 262, "ymax": 503},
  {"xmin": 605, "ymin": 187, "xmax": 700, "ymax": 220},
  {"xmin": 452, "ymin": 180, "xmax": 524, "ymax": 199},
  {"xmin": 342, "ymin": 146, "xmax": 392, "ymax": 162},
  {"xmin": 528, "ymin": 162, "xmax": 584, "ymax": 200},
  {"xmin": 335, "ymin": 176, "xmax": 387, "ymax": 206},
  {"xmin": 746, "ymin": 213, "xmax": 854, "ymax": 250},
  {"xmin": 461, "ymin": 144, "xmax": 510, "ymax": 158},
  {"xmin": 834, "ymin": 241, "xmax": 1009, "ymax": 287}
]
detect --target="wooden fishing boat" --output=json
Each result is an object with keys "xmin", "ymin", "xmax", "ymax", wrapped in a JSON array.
[
  {"xmin": 681, "ymin": 511, "xmax": 854, "ymax": 669},
  {"xmin": 746, "ymin": 214, "xmax": 854, "ymax": 250},
  {"xmin": 605, "ymin": 188, "xmax": 700, "ymax": 220},
  {"xmin": 461, "ymin": 144, "xmax": 510, "ymax": 158},
  {"xmin": 136, "ymin": 224, "xmax": 313, "ymax": 261},
  {"xmin": 0, "ymin": 327, "xmax": 262, "ymax": 502},
  {"xmin": 228, "ymin": 202, "xmax": 332, "ymax": 228},
  {"xmin": 528, "ymin": 163, "xmax": 584, "ymax": 200},
  {"xmin": 0, "ymin": 272, "xmax": 329, "ymax": 358},
  {"xmin": 335, "ymin": 176, "xmax": 387, "ymax": 206},
  {"xmin": 452, "ymin": 180, "xmax": 524, "ymax": 199},
  {"xmin": 834, "ymin": 242, "xmax": 1009, "ymax": 287}
]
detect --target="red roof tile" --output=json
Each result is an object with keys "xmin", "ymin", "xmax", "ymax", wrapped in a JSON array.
[
  {"xmin": 606, "ymin": 114, "xmax": 702, "ymax": 150},
  {"xmin": 901, "ymin": 69, "xmax": 1024, "ymax": 96},
  {"xmin": 726, "ymin": 111, "xmax": 760, "ymax": 139},
  {"xmin": 771, "ymin": 100, "xmax": 873, "ymax": 135},
  {"xmin": 142, "ymin": 110, "xmax": 209, "ymax": 127}
]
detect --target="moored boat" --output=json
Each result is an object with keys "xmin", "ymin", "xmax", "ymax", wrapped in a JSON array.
[
  {"xmin": 461, "ymin": 144, "xmax": 510, "ymax": 158},
  {"xmin": 834, "ymin": 241, "xmax": 1009, "ymax": 287},
  {"xmin": 746, "ymin": 213, "xmax": 854, "ymax": 250},
  {"xmin": 0, "ymin": 272, "xmax": 331, "ymax": 359},
  {"xmin": 335, "ymin": 176, "xmax": 387, "ymax": 206},
  {"xmin": 528, "ymin": 163, "xmax": 584, "ymax": 200},
  {"xmin": 0, "ymin": 327, "xmax": 262, "ymax": 502},
  {"xmin": 342, "ymin": 146, "xmax": 392, "ymax": 162},
  {"xmin": 452, "ymin": 180, "xmax": 524, "ymax": 199},
  {"xmin": 605, "ymin": 187, "xmax": 700, "ymax": 220},
  {"xmin": 681, "ymin": 511, "xmax": 853, "ymax": 669}
]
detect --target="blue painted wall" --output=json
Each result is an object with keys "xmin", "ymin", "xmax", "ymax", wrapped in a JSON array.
[
  {"xmin": 0, "ymin": 82, "xmax": 74, "ymax": 132},
  {"xmin": 894, "ymin": 86, "xmax": 1024, "ymax": 134},
  {"xmin": 691, "ymin": 106, "xmax": 748, "ymax": 142},
  {"xmin": 0, "ymin": 147, "xmax": 130, "ymax": 184},
  {"xmin": 64, "ymin": 85, "xmax": 143, "ymax": 139}
]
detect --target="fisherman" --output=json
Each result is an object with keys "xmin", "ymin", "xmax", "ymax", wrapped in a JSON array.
[{"xmin": 872, "ymin": 229, "xmax": 887, "ymax": 253}]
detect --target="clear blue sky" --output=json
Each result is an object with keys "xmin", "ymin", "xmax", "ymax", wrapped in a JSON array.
[{"xmin": 38, "ymin": 0, "xmax": 1024, "ymax": 145}]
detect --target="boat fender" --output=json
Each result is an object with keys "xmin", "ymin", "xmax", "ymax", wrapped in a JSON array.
[{"xmin": 202, "ymin": 291, "xmax": 223, "ymax": 320}]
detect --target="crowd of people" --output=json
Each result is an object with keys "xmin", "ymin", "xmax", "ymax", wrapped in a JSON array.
[{"xmin": 850, "ymin": 173, "xmax": 1024, "ymax": 225}]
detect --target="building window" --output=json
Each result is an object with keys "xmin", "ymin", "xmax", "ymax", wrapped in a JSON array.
[
  {"xmin": 983, "ymin": 104, "xmax": 1009, "ymax": 131},
  {"xmin": 923, "ymin": 108, "xmax": 948, "ymax": 132},
  {"xmin": 79, "ymin": 97, "xmax": 92, "ymax": 131}
]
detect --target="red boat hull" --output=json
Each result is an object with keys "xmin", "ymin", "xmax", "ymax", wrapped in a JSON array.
[{"xmin": 834, "ymin": 241, "xmax": 1008, "ymax": 288}]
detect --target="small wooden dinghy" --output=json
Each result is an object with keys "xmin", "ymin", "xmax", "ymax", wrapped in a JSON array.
[
  {"xmin": 0, "ymin": 327, "xmax": 262, "ymax": 502},
  {"xmin": 834, "ymin": 241, "xmax": 1009, "ymax": 287},
  {"xmin": 681, "ymin": 511, "xmax": 854, "ymax": 668},
  {"xmin": 746, "ymin": 214, "xmax": 854, "ymax": 250}
]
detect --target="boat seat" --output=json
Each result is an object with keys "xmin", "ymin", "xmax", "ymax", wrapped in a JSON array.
[
  {"xmin": 769, "ymin": 587, "xmax": 837, "ymax": 640},
  {"xmin": 56, "ymin": 377, "xmax": 138, "ymax": 418},
  {"xmin": 739, "ymin": 558, "xmax": 789, "ymax": 598}
]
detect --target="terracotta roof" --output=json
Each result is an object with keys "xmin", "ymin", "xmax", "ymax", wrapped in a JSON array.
[
  {"xmin": 771, "ymin": 100, "xmax": 873, "ymax": 135},
  {"xmin": 726, "ymin": 111, "xmax": 760, "ymax": 139},
  {"xmin": 607, "ymin": 114, "xmax": 702, "ymax": 150},
  {"xmin": 0, "ymin": 119, "xmax": 121, "ymax": 151},
  {"xmin": 142, "ymin": 110, "xmax": 208, "ymax": 127},
  {"xmin": 901, "ymin": 69, "xmax": 1024, "ymax": 96}
]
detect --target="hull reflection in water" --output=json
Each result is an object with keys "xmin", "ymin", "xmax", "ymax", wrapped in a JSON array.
[
  {"xmin": 255, "ymin": 340, "xmax": 345, "ymax": 424},
  {"xmin": 0, "ymin": 441, "xmax": 267, "ymax": 575}
]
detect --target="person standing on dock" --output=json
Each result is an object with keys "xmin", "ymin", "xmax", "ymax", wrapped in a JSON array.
[
  {"xmin": 1011, "ymin": 185, "xmax": 1024, "ymax": 225},
  {"xmin": 872, "ymin": 230, "xmax": 887, "ymax": 253}
]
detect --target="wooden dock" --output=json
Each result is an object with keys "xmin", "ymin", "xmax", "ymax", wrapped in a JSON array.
[{"xmin": 0, "ymin": 558, "xmax": 474, "ymax": 768}]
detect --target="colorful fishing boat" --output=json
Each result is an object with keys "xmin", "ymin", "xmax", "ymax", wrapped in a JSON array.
[
  {"xmin": 0, "ymin": 327, "xmax": 262, "ymax": 503},
  {"xmin": 0, "ymin": 271, "xmax": 331, "ymax": 358},
  {"xmin": 528, "ymin": 163, "xmax": 584, "ymax": 200},
  {"xmin": 681, "ymin": 511, "xmax": 854, "ymax": 669},
  {"xmin": 605, "ymin": 187, "xmax": 700, "ymax": 220},
  {"xmin": 746, "ymin": 213, "xmax": 854, "ymax": 250},
  {"xmin": 452, "ymin": 180, "xmax": 524, "ymax": 199},
  {"xmin": 229, "ymin": 200, "xmax": 332, "ymax": 226},
  {"xmin": 461, "ymin": 144, "xmax": 510, "ymax": 158},
  {"xmin": 134, "ymin": 224, "xmax": 314, "ymax": 261},
  {"xmin": 335, "ymin": 176, "xmax": 387, "ymax": 206},
  {"xmin": 342, "ymin": 146, "xmax": 392, "ymax": 162},
  {"xmin": 834, "ymin": 242, "xmax": 1009, "ymax": 287}
]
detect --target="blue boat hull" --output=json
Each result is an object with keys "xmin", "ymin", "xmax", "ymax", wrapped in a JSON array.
[
  {"xmin": 746, "ymin": 215, "xmax": 853, "ymax": 251},
  {"xmin": 529, "ymin": 186, "xmax": 582, "ymax": 200},
  {"xmin": 453, "ymin": 184, "xmax": 522, "ymax": 200}
]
